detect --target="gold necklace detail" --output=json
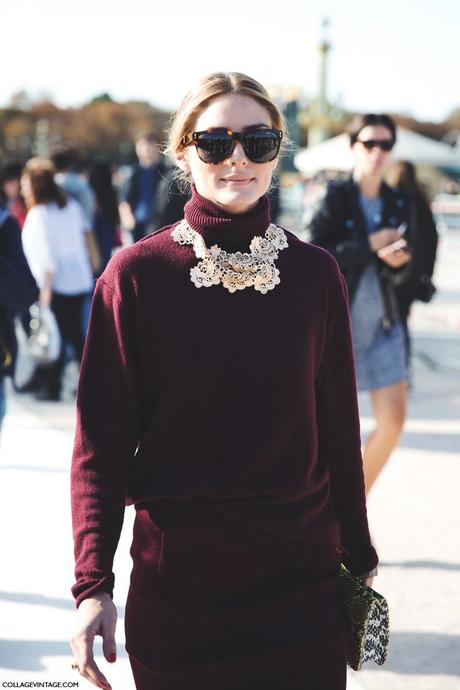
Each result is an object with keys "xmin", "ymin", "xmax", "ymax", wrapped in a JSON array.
[{"xmin": 171, "ymin": 219, "xmax": 288, "ymax": 294}]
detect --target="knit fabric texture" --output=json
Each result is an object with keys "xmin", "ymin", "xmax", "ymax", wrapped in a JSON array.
[{"xmin": 71, "ymin": 187, "xmax": 377, "ymax": 607}]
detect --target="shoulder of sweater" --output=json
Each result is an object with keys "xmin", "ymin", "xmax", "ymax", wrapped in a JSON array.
[
  {"xmin": 98, "ymin": 223, "xmax": 178, "ymax": 287},
  {"xmin": 284, "ymin": 227, "xmax": 341, "ymax": 277}
]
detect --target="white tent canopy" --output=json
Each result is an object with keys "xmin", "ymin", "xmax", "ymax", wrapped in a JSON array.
[{"xmin": 294, "ymin": 127, "xmax": 460, "ymax": 177}]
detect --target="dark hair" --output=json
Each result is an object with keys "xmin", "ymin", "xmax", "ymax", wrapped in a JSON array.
[
  {"xmin": 136, "ymin": 131, "xmax": 159, "ymax": 145},
  {"xmin": 347, "ymin": 113, "xmax": 397, "ymax": 146},
  {"xmin": 89, "ymin": 161, "xmax": 120, "ymax": 226},
  {"xmin": 387, "ymin": 160, "xmax": 429, "ymax": 204},
  {"xmin": 23, "ymin": 158, "xmax": 67, "ymax": 208},
  {"xmin": 1, "ymin": 161, "xmax": 23, "ymax": 183},
  {"xmin": 1, "ymin": 161, "xmax": 24, "ymax": 203},
  {"xmin": 50, "ymin": 145, "xmax": 81, "ymax": 172}
]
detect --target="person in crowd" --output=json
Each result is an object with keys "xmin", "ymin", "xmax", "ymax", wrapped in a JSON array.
[
  {"xmin": 0, "ymin": 162, "xmax": 28, "ymax": 229},
  {"xmin": 0, "ymin": 203, "xmax": 37, "ymax": 433},
  {"xmin": 21, "ymin": 158, "xmax": 94, "ymax": 401},
  {"xmin": 88, "ymin": 162, "xmax": 121, "ymax": 270},
  {"xmin": 309, "ymin": 113, "xmax": 411, "ymax": 494},
  {"xmin": 70, "ymin": 72, "xmax": 377, "ymax": 690},
  {"xmin": 119, "ymin": 132, "xmax": 188, "ymax": 241},
  {"xmin": 386, "ymin": 160, "xmax": 439, "ymax": 364},
  {"xmin": 51, "ymin": 145, "xmax": 101, "ymax": 334},
  {"xmin": 267, "ymin": 175, "xmax": 282, "ymax": 223},
  {"xmin": 51, "ymin": 145, "xmax": 96, "ymax": 230}
]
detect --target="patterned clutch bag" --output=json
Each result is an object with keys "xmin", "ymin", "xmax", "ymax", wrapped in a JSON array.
[{"xmin": 339, "ymin": 565, "xmax": 390, "ymax": 671}]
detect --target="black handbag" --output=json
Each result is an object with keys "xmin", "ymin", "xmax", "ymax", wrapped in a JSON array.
[
  {"xmin": 339, "ymin": 565, "xmax": 390, "ymax": 671},
  {"xmin": 415, "ymin": 274, "xmax": 436, "ymax": 303}
]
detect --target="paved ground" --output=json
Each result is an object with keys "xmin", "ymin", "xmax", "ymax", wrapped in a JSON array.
[{"xmin": 0, "ymin": 229, "xmax": 459, "ymax": 689}]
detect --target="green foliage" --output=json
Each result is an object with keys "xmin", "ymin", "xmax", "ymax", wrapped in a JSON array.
[{"xmin": 89, "ymin": 93, "xmax": 114, "ymax": 105}]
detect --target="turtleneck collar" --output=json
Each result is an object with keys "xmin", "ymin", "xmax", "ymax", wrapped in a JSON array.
[{"xmin": 184, "ymin": 186, "xmax": 271, "ymax": 246}]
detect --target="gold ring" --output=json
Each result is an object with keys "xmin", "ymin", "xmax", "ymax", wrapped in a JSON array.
[{"xmin": 71, "ymin": 662, "xmax": 79, "ymax": 671}]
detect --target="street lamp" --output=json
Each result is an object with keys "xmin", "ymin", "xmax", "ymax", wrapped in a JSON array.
[{"xmin": 309, "ymin": 17, "xmax": 332, "ymax": 146}]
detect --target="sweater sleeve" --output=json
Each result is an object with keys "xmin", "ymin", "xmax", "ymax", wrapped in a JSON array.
[
  {"xmin": 71, "ymin": 273, "xmax": 141, "ymax": 608},
  {"xmin": 315, "ymin": 263, "xmax": 378, "ymax": 575}
]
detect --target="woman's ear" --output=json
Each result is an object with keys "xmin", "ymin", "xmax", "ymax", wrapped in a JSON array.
[{"xmin": 175, "ymin": 149, "xmax": 190, "ymax": 174}]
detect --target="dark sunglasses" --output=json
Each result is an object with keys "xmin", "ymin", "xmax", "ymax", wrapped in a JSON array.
[
  {"xmin": 181, "ymin": 127, "xmax": 283, "ymax": 164},
  {"xmin": 358, "ymin": 138, "xmax": 395, "ymax": 152}
]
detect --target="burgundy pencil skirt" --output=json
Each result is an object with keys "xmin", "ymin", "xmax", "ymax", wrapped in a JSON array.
[{"xmin": 125, "ymin": 500, "xmax": 346, "ymax": 690}]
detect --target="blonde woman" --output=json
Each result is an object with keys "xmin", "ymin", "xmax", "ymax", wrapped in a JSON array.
[{"xmin": 70, "ymin": 73, "xmax": 377, "ymax": 690}]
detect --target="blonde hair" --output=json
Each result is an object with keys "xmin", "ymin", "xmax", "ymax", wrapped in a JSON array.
[{"xmin": 164, "ymin": 72, "xmax": 288, "ymax": 184}]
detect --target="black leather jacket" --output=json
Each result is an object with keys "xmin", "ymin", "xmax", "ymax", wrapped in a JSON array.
[{"xmin": 308, "ymin": 176, "xmax": 410, "ymax": 329}]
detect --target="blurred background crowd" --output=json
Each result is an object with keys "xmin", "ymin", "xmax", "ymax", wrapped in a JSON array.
[{"xmin": 1, "ymin": 13, "xmax": 459, "ymax": 409}]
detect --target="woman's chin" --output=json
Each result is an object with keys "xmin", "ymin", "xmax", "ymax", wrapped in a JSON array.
[{"xmin": 214, "ymin": 187, "xmax": 260, "ymax": 213}]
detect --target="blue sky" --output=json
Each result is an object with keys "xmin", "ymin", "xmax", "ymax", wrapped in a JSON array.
[{"xmin": 2, "ymin": 0, "xmax": 459, "ymax": 121}]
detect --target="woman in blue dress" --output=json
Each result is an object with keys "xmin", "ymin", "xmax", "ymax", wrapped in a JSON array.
[{"xmin": 310, "ymin": 113, "xmax": 411, "ymax": 493}]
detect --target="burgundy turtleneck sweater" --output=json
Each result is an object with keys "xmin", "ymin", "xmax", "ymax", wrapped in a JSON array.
[{"xmin": 71, "ymin": 188, "xmax": 378, "ymax": 607}]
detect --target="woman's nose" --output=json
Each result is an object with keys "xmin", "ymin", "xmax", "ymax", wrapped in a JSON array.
[{"xmin": 228, "ymin": 141, "xmax": 248, "ymax": 165}]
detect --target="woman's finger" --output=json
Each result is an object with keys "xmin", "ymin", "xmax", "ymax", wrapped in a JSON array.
[
  {"xmin": 101, "ymin": 605, "xmax": 118, "ymax": 663},
  {"xmin": 71, "ymin": 629, "xmax": 111, "ymax": 689},
  {"xmin": 79, "ymin": 658, "xmax": 111, "ymax": 690}
]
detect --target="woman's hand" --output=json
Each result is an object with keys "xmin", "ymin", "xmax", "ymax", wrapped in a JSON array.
[
  {"xmin": 377, "ymin": 238, "xmax": 411, "ymax": 268},
  {"xmin": 70, "ymin": 592, "xmax": 118, "ymax": 690},
  {"xmin": 119, "ymin": 201, "xmax": 136, "ymax": 231},
  {"xmin": 368, "ymin": 227, "xmax": 402, "ymax": 252}
]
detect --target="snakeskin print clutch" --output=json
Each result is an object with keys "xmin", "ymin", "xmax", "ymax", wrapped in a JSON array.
[{"xmin": 339, "ymin": 565, "xmax": 390, "ymax": 671}]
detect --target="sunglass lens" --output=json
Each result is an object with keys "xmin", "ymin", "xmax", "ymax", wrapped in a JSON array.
[
  {"xmin": 361, "ymin": 139, "xmax": 394, "ymax": 152},
  {"xmin": 244, "ymin": 130, "xmax": 280, "ymax": 162},
  {"xmin": 196, "ymin": 131, "xmax": 233, "ymax": 163}
]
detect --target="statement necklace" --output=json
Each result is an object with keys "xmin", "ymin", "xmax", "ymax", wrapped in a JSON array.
[{"xmin": 171, "ymin": 219, "xmax": 288, "ymax": 294}]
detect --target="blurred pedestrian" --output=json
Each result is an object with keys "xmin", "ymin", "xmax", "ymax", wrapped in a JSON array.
[
  {"xmin": 51, "ymin": 145, "xmax": 101, "ymax": 334},
  {"xmin": 70, "ymin": 72, "xmax": 377, "ymax": 690},
  {"xmin": 21, "ymin": 158, "xmax": 94, "ymax": 401},
  {"xmin": 386, "ymin": 160, "xmax": 439, "ymax": 364},
  {"xmin": 309, "ymin": 113, "xmax": 411, "ymax": 493},
  {"xmin": 51, "ymin": 145, "xmax": 96, "ymax": 230},
  {"xmin": 88, "ymin": 161, "xmax": 121, "ymax": 270},
  {"xmin": 1, "ymin": 162, "xmax": 28, "ymax": 229},
  {"xmin": 119, "ymin": 132, "xmax": 188, "ymax": 241},
  {"xmin": 0, "ymin": 203, "xmax": 37, "ymax": 433}
]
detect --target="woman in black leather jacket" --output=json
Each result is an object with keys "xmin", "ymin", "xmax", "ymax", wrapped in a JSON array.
[{"xmin": 309, "ymin": 114, "xmax": 411, "ymax": 493}]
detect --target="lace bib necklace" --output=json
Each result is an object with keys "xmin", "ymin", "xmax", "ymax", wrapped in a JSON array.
[{"xmin": 171, "ymin": 218, "xmax": 288, "ymax": 294}]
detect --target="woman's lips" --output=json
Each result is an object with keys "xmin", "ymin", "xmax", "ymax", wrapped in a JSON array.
[{"xmin": 221, "ymin": 177, "xmax": 254, "ymax": 185}]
